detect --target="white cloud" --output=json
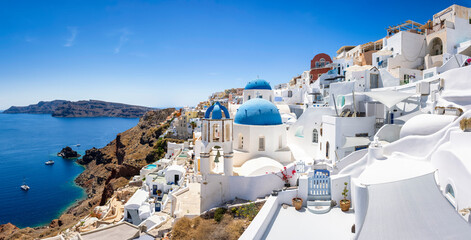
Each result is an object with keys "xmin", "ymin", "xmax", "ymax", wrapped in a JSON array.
[
  {"xmin": 114, "ymin": 28, "xmax": 131, "ymax": 54},
  {"xmin": 64, "ymin": 27, "xmax": 78, "ymax": 47}
]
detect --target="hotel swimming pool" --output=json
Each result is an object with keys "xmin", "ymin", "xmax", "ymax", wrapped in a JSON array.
[{"xmin": 145, "ymin": 164, "xmax": 157, "ymax": 169}]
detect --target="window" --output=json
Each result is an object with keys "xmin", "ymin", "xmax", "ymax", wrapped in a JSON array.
[
  {"xmin": 445, "ymin": 183, "xmax": 456, "ymax": 209},
  {"xmin": 288, "ymin": 90, "xmax": 293, "ymax": 98},
  {"xmin": 326, "ymin": 141, "xmax": 330, "ymax": 159},
  {"xmin": 312, "ymin": 129, "xmax": 319, "ymax": 143},
  {"xmin": 403, "ymin": 74, "xmax": 410, "ymax": 84},
  {"xmin": 376, "ymin": 57, "xmax": 380, "ymax": 63},
  {"xmin": 269, "ymin": 96, "xmax": 272, "ymax": 102},
  {"xmin": 320, "ymin": 58, "xmax": 325, "ymax": 67},
  {"xmin": 225, "ymin": 124, "xmax": 231, "ymax": 141},
  {"xmin": 355, "ymin": 133, "xmax": 369, "ymax": 137},
  {"xmin": 355, "ymin": 145, "xmax": 368, "ymax": 151},
  {"xmin": 316, "ymin": 62, "xmax": 319, "ymax": 68},
  {"xmin": 424, "ymin": 72, "xmax": 434, "ymax": 79},
  {"xmin": 446, "ymin": 184, "xmax": 455, "ymax": 198},
  {"xmin": 258, "ymin": 137, "xmax": 265, "ymax": 151},
  {"xmin": 212, "ymin": 123, "xmax": 220, "ymax": 141},
  {"xmin": 295, "ymin": 126, "xmax": 304, "ymax": 138},
  {"xmin": 238, "ymin": 134, "xmax": 244, "ymax": 149},
  {"xmin": 248, "ymin": 95, "xmax": 251, "ymax": 100}
]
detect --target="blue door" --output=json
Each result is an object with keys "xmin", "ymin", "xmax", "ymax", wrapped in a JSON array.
[{"xmin": 308, "ymin": 169, "xmax": 331, "ymax": 200}]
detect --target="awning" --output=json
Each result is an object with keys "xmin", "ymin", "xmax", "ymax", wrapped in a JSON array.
[
  {"xmin": 364, "ymin": 90, "xmax": 415, "ymax": 108},
  {"xmin": 342, "ymin": 136, "xmax": 370, "ymax": 148},
  {"xmin": 374, "ymin": 50, "xmax": 393, "ymax": 56},
  {"xmin": 358, "ymin": 173, "xmax": 471, "ymax": 239}
]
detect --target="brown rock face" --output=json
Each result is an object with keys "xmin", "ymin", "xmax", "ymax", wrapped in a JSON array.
[
  {"xmin": 0, "ymin": 223, "xmax": 19, "ymax": 240},
  {"xmin": 116, "ymin": 134, "xmax": 125, "ymax": 165},
  {"xmin": 76, "ymin": 108, "xmax": 175, "ymax": 207},
  {"xmin": 49, "ymin": 219, "xmax": 63, "ymax": 228},
  {"xmin": 58, "ymin": 146, "xmax": 81, "ymax": 159}
]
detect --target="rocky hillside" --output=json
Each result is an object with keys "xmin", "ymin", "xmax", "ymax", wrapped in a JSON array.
[
  {"xmin": 3, "ymin": 100, "xmax": 153, "ymax": 118},
  {"xmin": 0, "ymin": 108, "xmax": 176, "ymax": 240}
]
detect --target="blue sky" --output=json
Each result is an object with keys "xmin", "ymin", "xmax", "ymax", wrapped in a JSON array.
[{"xmin": 0, "ymin": 0, "xmax": 465, "ymax": 109}]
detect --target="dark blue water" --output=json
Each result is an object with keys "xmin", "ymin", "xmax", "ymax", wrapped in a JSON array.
[{"xmin": 0, "ymin": 114, "xmax": 138, "ymax": 228}]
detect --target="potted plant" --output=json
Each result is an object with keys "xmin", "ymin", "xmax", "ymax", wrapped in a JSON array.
[
  {"xmin": 157, "ymin": 189, "xmax": 162, "ymax": 196},
  {"xmin": 272, "ymin": 167, "xmax": 296, "ymax": 188},
  {"xmin": 292, "ymin": 196, "xmax": 303, "ymax": 211},
  {"xmin": 340, "ymin": 182, "xmax": 351, "ymax": 212}
]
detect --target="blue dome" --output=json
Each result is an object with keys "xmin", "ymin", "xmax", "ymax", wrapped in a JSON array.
[
  {"xmin": 205, "ymin": 102, "xmax": 230, "ymax": 119},
  {"xmin": 234, "ymin": 98, "xmax": 282, "ymax": 125},
  {"xmin": 244, "ymin": 79, "xmax": 272, "ymax": 90}
]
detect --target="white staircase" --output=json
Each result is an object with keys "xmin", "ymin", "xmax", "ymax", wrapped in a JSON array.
[{"xmin": 307, "ymin": 198, "xmax": 332, "ymax": 214}]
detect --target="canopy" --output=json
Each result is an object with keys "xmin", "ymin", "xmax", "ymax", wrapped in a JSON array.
[
  {"xmin": 364, "ymin": 90, "xmax": 415, "ymax": 108},
  {"xmin": 374, "ymin": 50, "xmax": 393, "ymax": 56},
  {"xmin": 358, "ymin": 173, "xmax": 471, "ymax": 239},
  {"xmin": 342, "ymin": 136, "xmax": 370, "ymax": 148}
]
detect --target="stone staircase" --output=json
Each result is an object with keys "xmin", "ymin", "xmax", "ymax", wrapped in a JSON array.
[{"xmin": 307, "ymin": 195, "xmax": 332, "ymax": 214}]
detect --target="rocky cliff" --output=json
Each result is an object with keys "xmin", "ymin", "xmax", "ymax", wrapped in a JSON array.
[
  {"xmin": 0, "ymin": 108, "xmax": 176, "ymax": 240},
  {"xmin": 3, "ymin": 100, "xmax": 153, "ymax": 118}
]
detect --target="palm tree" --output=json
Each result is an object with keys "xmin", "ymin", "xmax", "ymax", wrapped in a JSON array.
[{"xmin": 190, "ymin": 121, "xmax": 197, "ymax": 132}]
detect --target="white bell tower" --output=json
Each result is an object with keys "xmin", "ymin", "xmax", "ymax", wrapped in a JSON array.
[{"xmin": 200, "ymin": 102, "xmax": 234, "ymax": 176}]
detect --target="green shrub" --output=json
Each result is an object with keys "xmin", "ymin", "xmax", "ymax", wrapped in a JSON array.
[
  {"xmin": 214, "ymin": 207, "xmax": 226, "ymax": 223},
  {"xmin": 235, "ymin": 203, "xmax": 258, "ymax": 221}
]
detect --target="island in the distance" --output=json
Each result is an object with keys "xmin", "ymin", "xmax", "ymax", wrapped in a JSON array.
[{"xmin": 3, "ymin": 100, "xmax": 154, "ymax": 118}]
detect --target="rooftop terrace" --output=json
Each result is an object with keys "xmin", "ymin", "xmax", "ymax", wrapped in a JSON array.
[{"xmin": 262, "ymin": 206, "xmax": 355, "ymax": 239}]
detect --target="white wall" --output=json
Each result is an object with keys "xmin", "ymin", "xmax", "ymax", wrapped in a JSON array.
[
  {"xmin": 432, "ymin": 132, "xmax": 471, "ymax": 211},
  {"xmin": 200, "ymin": 163, "xmax": 297, "ymax": 212},
  {"xmin": 243, "ymin": 89, "xmax": 274, "ymax": 103},
  {"xmin": 233, "ymin": 124, "xmax": 292, "ymax": 166},
  {"xmin": 321, "ymin": 115, "xmax": 375, "ymax": 162},
  {"xmin": 239, "ymin": 189, "xmax": 299, "ymax": 240},
  {"xmin": 287, "ymin": 106, "xmax": 336, "ymax": 162}
]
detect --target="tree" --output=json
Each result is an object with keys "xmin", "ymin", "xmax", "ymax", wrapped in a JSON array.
[{"xmin": 190, "ymin": 121, "xmax": 197, "ymax": 132}]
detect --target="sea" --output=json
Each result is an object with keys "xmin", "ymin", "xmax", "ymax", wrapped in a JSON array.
[{"xmin": 0, "ymin": 113, "xmax": 139, "ymax": 228}]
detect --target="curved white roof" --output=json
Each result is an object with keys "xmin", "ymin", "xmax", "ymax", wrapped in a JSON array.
[
  {"xmin": 237, "ymin": 157, "xmax": 284, "ymax": 176},
  {"xmin": 400, "ymin": 114, "xmax": 456, "ymax": 138},
  {"xmin": 358, "ymin": 173, "xmax": 471, "ymax": 239},
  {"xmin": 138, "ymin": 203, "xmax": 151, "ymax": 220},
  {"xmin": 165, "ymin": 165, "xmax": 186, "ymax": 174},
  {"xmin": 359, "ymin": 154, "xmax": 435, "ymax": 185}
]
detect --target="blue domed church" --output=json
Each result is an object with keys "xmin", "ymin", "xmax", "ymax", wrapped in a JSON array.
[
  {"xmin": 232, "ymin": 97, "xmax": 293, "ymax": 176},
  {"xmin": 243, "ymin": 79, "xmax": 275, "ymax": 103}
]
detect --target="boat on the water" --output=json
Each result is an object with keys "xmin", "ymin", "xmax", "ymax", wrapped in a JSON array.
[
  {"xmin": 45, "ymin": 160, "xmax": 54, "ymax": 165},
  {"xmin": 76, "ymin": 144, "xmax": 81, "ymax": 147},
  {"xmin": 21, "ymin": 178, "xmax": 30, "ymax": 191}
]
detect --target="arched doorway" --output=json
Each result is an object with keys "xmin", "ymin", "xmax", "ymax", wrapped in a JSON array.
[{"xmin": 430, "ymin": 37, "xmax": 443, "ymax": 56}]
